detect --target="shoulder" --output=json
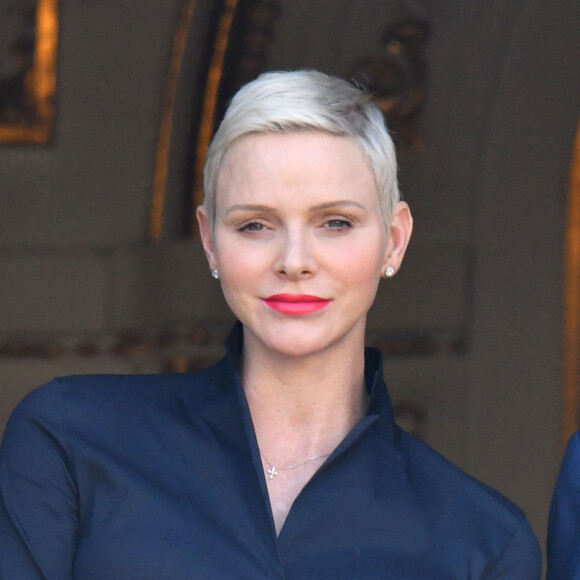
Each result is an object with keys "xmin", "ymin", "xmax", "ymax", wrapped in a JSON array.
[
  {"xmin": 395, "ymin": 429, "xmax": 541, "ymax": 575},
  {"xmin": 8, "ymin": 372, "xmax": 187, "ymax": 421},
  {"xmin": 551, "ymin": 431, "xmax": 580, "ymax": 500},
  {"xmin": 547, "ymin": 431, "xmax": 580, "ymax": 579},
  {"xmin": 398, "ymin": 430, "xmax": 524, "ymax": 518},
  {"xmin": 3, "ymin": 357, "xmax": 231, "ymax": 447},
  {"xmin": 18, "ymin": 356, "xmax": 228, "ymax": 407}
]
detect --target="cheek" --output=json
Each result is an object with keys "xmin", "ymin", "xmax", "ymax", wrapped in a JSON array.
[
  {"xmin": 214, "ymin": 238, "xmax": 269, "ymax": 288},
  {"xmin": 332, "ymin": 241, "xmax": 385, "ymax": 280},
  {"xmin": 215, "ymin": 254, "xmax": 257, "ymax": 320}
]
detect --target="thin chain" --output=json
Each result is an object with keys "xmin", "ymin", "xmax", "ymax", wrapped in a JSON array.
[{"xmin": 260, "ymin": 450, "xmax": 330, "ymax": 479}]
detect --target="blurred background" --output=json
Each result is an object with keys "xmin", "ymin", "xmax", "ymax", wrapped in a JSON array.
[{"xmin": 1, "ymin": 0, "xmax": 579, "ymax": 558}]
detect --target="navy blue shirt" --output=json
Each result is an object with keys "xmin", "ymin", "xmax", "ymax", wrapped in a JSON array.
[
  {"xmin": 0, "ymin": 327, "xmax": 541, "ymax": 578},
  {"xmin": 547, "ymin": 431, "xmax": 580, "ymax": 579}
]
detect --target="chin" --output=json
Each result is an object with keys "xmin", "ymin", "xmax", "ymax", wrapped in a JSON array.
[
  {"xmin": 255, "ymin": 322, "xmax": 363, "ymax": 360},
  {"xmin": 265, "ymin": 332, "xmax": 325, "ymax": 358},
  {"xmin": 273, "ymin": 340, "xmax": 326, "ymax": 358}
]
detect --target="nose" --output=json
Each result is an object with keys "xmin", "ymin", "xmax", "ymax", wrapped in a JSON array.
[{"xmin": 275, "ymin": 228, "xmax": 317, "ymax": 279}]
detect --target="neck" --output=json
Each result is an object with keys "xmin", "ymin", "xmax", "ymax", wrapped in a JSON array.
[{"xmin": 241, "ymin": 333, "xmax": 368, "ymax": 463}]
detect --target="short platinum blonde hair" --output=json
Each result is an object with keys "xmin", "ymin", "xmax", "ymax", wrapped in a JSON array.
[{"xmin": 202, "ymin": 70, "xmax": 400, "ymax": 230}]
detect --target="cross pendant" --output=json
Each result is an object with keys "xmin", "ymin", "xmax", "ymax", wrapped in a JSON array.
[{"xmin": 267, "ymin": 466, "xmax": 278, "ymax": 479}]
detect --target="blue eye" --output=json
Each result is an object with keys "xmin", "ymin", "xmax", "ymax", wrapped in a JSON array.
[
  {"xmin": 239, "ymin": 222, "xmax": 266, "ymax": 232},
  {"xmin": 326, "ymin": 219, "xmax": 352, "ymax": 229}
]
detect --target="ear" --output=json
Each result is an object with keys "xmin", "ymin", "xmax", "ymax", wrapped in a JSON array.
[
  {"xmin": 196, "ymin": 206, "xmax": 218, "ymax": 271},
  {"xmin": 383, "ymin": 201, "xmax": 413, "ymax": 276}
]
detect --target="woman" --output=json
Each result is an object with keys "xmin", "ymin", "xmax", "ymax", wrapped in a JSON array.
[
  {"xmin": 0, "ymin": 70, "xmax": 541, "ymax": 578},
  {"xmin": 547, "ymin": 431, "xmax": 580, "ymax": 579}
]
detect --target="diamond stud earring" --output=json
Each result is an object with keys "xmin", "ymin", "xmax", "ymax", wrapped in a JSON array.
[
  {"xmin": 385, "ymin": 266, "xmax": 395, "ymax": 278},
  {"xmin": 211, "ymin": 269, "xmax": 220, "ymax": 280}
]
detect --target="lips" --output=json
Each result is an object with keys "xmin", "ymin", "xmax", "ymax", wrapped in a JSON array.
[{"xmin": 262, "ymin": 294, "xmax": 332, "ymax": 315}]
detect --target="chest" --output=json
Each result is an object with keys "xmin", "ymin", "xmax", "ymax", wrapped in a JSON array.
[
  {"xmin": 66, "ymin": 412, "xmax": 504, "ymax": 579},
  {"xmin": 262, "ymin": 459, "xmax": 323, "ymax": 535},
  {"xmin": 71, "ymin": 471, "xmax": 482, "ymax": 580}
]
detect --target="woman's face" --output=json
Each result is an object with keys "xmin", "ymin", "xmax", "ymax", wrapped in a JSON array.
[{"xmin": 198, "ymin": 131, "xmax": 410, "ymax": 359}]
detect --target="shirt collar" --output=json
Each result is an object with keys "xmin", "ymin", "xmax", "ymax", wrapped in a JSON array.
[{"xmin": 224, "ymin": 321, "xmax": 396, "ymax": 440}]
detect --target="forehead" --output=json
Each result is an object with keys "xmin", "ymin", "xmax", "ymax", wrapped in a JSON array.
[
  {"xmin": 221, "ymin": 130, "xmax": 366, "ymax": 167},
  {"xmin": 216, "ymin": 131, "xmax": 377, "ymax": 205}
]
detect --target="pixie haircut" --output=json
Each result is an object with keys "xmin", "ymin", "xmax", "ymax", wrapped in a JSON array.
[{"xmin": 202, "ymin": 70, "xmax": 400, "ymax": 230}]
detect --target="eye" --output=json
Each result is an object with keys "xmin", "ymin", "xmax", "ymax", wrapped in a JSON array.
[
  {"xmin": 324, "ymin": 218, "xmax": 353, "ymax": 230},
  {"xmin": 238, "ymin": 221, "xmax": 267, "ymax": 233}
]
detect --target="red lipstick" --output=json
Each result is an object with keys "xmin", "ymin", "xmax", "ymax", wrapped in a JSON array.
[{"xmin": 262, "ymin": 294, "xmax": 331, "ymax": 315}]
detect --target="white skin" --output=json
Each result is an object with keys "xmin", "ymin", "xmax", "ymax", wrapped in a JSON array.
[{"xmin": 197, "ymin": 131, "xmax": 412, "ymax": 534}]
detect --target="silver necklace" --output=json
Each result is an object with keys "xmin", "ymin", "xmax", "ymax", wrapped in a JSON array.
[{"xmin": 260, "ymin": 450, "xmax": 331, "ymax": 480}]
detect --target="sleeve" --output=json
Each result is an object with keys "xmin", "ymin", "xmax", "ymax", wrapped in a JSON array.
[
  {"xmin": 547, "ymin": 431, "xmax": 580, "ymax": 580},
  {"xmin": 0, "ymin": 381, "xmax": 78, "ymax": 580},
  {"xmin": 481, "ymin": 518, "xmax": 542, "ymax": 580}
]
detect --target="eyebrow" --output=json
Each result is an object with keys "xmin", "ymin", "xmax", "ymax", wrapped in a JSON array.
[
  {"xmin": 224, "ymin": 200, "xmax": 366, "ymax": 216},
  {"xmin": 224, "ymin": 204, "xmax": 272, "ymax": 216},
  {"xmin": 308, "ymin": 201, "xmax": 366, "ymax": 212}
]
